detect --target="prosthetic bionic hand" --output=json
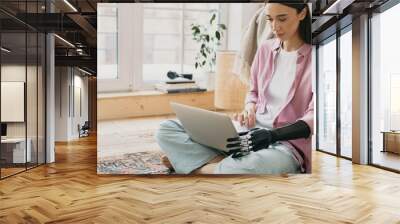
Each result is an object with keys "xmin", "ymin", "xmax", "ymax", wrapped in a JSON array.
[{"xmin": 226, "ymin": 120, "xmax": 311, "ymax": 158}]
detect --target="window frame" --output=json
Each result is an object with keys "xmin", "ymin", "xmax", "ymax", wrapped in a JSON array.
[
  {"xmin": 136, "ymin": 3, "xmax": 226, "ymax": 91},
  {"xmin": 338, "ymin": 24, "xmax": 353, "ymax": 159},
  {"xmin": 315, "ymin": 24, "xmax": 353, "ymax": 161},
  {"xmin": 98, "ymin": 3, "xmax": 133, "ymax": 93},
  {"xmin": 316, "ymin": 33, "xmax": 338, "ymax": 156}
]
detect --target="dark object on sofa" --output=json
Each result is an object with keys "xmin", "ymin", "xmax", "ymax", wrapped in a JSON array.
[{"xmin": 79, "ymin": 121, "xmax": 90, "ymax": 138}]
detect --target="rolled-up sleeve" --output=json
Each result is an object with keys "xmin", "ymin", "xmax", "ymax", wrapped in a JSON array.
[{"xmin": 245, "ymin": 48, "xmax": 261, "ymax": 105}]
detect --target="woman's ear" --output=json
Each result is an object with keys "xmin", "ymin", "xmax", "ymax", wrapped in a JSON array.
[{"xmin": 298, "ymin": 7, "xmax": 307, "ymax": 20}]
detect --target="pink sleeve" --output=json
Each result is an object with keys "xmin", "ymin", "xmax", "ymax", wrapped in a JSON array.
[
  {"xmin": 245, "ymin": 48, "xmax": 261, "ymax": 105},
  {"xmin": 299, "ymin": 92, "xmax": 314, "ymax": 135}
]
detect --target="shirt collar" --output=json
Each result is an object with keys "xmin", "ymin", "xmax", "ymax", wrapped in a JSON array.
[{"xmin": 272, "ymin": 38, "xmax": 311, "ymax": 57}]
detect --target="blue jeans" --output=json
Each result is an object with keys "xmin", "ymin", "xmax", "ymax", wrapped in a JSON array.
[{"xmin": 155, "ymin": 120, "xmax": 301, "ymax": 174}]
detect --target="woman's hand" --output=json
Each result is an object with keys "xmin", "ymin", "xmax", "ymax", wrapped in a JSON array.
[
  {"xmin": 226, "ymin": 128, "xmax": 273, "ymax": 157},
  {"xmin": 233, "ymin": 103, "xmax": 257, "ymax": 128}
]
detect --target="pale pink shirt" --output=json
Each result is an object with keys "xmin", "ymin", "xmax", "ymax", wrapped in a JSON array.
[{"xmin": 245, "ymin": 38, "xmax": 314, "ymax": 173}]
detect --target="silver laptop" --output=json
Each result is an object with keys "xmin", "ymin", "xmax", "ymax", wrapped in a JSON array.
[{"xmin": 170, "ymin": 102, "xmax": 245, "ymax": 152}]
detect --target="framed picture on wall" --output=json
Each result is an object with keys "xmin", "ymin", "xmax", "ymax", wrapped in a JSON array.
[{"xmin": 1, "ymin": 81, "xmax": 25, "ymax": 122}]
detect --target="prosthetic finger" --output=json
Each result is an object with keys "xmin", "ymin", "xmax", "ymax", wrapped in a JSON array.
[
  {"xmin": 227, "ymin": 131, "xmax": 250, "ymax": 142},
  {"xmin": 227, "ymin": 137, "xmax": 240, "ymax": 142},
  {"xmin": 227, "ymin": 147, "xmax": 243, "ymax": 153},
  {"xmin": 226, "ymin": 142, "xmax": 241, "ymax": 148},
  {"xmin": 226, "ymin": 140, "xmax": 252, "ymax": 150},
  {"xmin": 238, "ymin": 131, "xmax": 249, "ymax": 136}
]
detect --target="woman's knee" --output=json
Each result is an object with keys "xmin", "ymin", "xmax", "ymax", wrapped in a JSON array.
[
  {"xmin": 159, "ymin": 119, "xmax": 180, "ymax": 129},
  {"xmin": 215, "ymin": 150, "xmax": 300, "ymax": 174},
  {"xmin": 253, "ymin": 150, "xmax": 300, "ymax": 173},
  {"xmin": 156, "ymin": 120, "xmax": 173, "ymax": 141},
  {"xmin": 155, "ymin": 120, "xmax": 183, "ymax": 142}
]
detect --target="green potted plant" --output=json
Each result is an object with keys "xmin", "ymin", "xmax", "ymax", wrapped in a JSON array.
[{"xmin": 191, "ymin": 12, "xmax": 226, "ymax": 90}]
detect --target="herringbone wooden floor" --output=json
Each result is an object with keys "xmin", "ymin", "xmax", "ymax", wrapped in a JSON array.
[{"xmin": 1, "ymin": 134, "xmax": 400, "ymax": 223}]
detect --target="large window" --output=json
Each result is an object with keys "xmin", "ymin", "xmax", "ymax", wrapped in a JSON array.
[
  {"xmin": 97, "ymin": 3, "xmax": 225, "ymax": 92},
  {"xmin": 317, "ymin": 26, "xmax": 353, "ymax": 159},
  {"xmin": 142, "ymin": 4, "xmax": 219, "ymax": 83},
  {"xmin": 339, "ymin": 27, "xmax": 352, "ymax": 158},
  {"xmin": 371, "ymin": 3, "xmax": 400, "ymax": 171},
  {"xmin": 97, "ymin": 4, "xmax": 118, "ymax": 80},
  {"xmin": 317, "ymin": 36, "xmax": 337, "ymax": 155}
]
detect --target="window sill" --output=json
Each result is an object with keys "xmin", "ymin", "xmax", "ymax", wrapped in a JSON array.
[{"xmin": 98, "ymin": 90, "xmax": 213, "ymax": 99}]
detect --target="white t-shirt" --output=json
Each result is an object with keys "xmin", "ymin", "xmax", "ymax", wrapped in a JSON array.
[{"xmin": 256, "ymin": 48, "xmax": 298, "ymax": 129}]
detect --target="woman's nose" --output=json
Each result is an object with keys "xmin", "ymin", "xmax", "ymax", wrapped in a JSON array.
[{"xmin": 271, "ymin": 21, "xmax": 280, "ymax": 32}]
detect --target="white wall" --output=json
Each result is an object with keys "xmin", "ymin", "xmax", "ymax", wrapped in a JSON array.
[
  {"xmin": 72, "ymin": 73, "xmax": 89, "ymax": 138},
  {"xmin": 1, "ymin": 82, "xmax": 25, "ymax": 122},
  {"xmin": 55, "ymin": 67, "xmax": 89, "ymax": 141},
  {"xmin": 1, "ymin": 65, "xmax": 26, "ymax": 81},
  {"xmin": 55, "ymin": 67, "xmax": 70, "ymax": 141},
  {"xmin": 226, "ymin": 3, "xmax": 263, "ymax": 51}
]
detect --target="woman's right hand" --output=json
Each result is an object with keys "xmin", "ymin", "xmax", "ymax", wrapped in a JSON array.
[{"xmin": 233, "ymin": 103, "xmax": 257, "ymax": 128}]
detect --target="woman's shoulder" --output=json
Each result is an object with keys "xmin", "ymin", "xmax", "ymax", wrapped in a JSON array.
[{"xmin": 258, "ymin": 38, "xmax": 280, "ymax": 53}]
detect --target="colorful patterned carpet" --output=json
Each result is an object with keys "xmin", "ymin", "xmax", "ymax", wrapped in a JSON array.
[{"xmin": 97, "ymin": 151, "xmax": 171, "ymax": 174}]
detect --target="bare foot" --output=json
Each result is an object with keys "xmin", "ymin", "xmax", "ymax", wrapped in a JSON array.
[
  {"xmin": 161, "ymin": 155, "xmax": 174, "ymax": 171},
  {"xmin": 192, "ymin": 163, "xmax": 218, "ymax": 174}
]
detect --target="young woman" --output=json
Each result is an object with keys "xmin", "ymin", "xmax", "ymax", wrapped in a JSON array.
[{"xmin": 156, "ymin": 1, "xmax": 313, "ymax": 174}]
